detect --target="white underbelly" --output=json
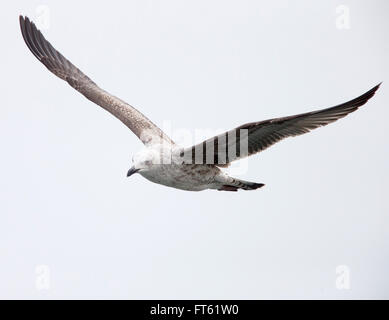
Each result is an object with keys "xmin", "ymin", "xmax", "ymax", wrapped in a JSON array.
[{"xmin": 139, "ymin": 164, "xmax": 219, "ymax": 191}]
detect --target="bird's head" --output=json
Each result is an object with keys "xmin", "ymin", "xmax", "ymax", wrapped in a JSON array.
[{"xmin": 127, "ymin": 149, "xmax": 159, "ymax": 177}]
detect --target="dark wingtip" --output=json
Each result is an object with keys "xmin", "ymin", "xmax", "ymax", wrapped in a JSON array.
[
  {"xmin": 349, "ymin": 82, "xmax": 381, "ymax": 109},
  {"xmin": 253, "ymin": 183, "xmax": 265, "ymax": 189},
  {"xmin": 370, "ymin": 82, "xmax": 381, "ymax": 96},
  {"xmin": 19, "ymin": 15, "xmax": 31, "ymax": 27},
  {"xmin": 366, "ymin": 83, "xmax": 380, "ymax": 95},
  {"xmin": 372, "ymin": 82, "xmax": 382, "ymax": 92},
  {"xmin": 19, "ymin": 15, "xmax": 25, "ymax": 31},
  {"xmin": 365, "ymin": 82, "xmax": 381, "ymax": 102}
]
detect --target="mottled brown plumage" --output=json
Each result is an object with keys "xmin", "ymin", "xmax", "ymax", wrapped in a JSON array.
[
  {"xmin": 183, "ymin": 84, "xmax": 381, "ymax": 166},
  {"xmin": 19, "ymin": 16, "xmax": 174, "ymax": 146},
  {"xmin": 20, "ymin": 15, "xmax": 380, "ymax": 191}
]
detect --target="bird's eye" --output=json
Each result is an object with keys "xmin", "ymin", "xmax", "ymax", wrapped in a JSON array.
[{"xmin": 145, "ymin": 160, "xmax": 152, "ymax": 166}]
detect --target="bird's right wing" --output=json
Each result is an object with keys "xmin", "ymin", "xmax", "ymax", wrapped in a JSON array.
[
  {"xmin": 19, "ymin": 16, "xmax": 174, "ymax": 146},
  {"xmin": 181, "ymin": 84, "xmax": 380, "ymax": 166}
]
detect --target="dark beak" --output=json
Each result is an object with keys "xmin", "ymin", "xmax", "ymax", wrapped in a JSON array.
[{"xmin": 127, "ymin": 166, "xmax": 140, "ymax": 177}]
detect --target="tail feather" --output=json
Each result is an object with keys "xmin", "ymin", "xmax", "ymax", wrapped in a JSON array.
[{"xmin": 218, "ymin": 178, "xmax": 265, "ymax": 191}]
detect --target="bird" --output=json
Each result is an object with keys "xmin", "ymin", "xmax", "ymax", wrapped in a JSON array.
[{"xmin": 19, "ymin": 15, "xmax": 381, "ymax": 192}]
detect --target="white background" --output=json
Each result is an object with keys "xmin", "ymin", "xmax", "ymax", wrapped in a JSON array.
[{"xmin": 0, "ymin": 0, "xmax": 388, "ymax": 299}]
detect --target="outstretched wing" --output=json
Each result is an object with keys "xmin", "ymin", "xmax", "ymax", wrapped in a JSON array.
[
  {"xmin": 19, "ymin": 16, "xmax": 174, "ymax": 146},
  {"xmin": 182, "ymin": 84, "xmax": 380, "ymax": 166}
]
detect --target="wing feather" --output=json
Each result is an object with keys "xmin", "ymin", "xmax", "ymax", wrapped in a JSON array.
[
  {"xmin": 19, "ymin": 16, "xmax": 174, "ymax": 146},
  {"xmin": 182, "ymin": 84, "xmax": 381, "ymax": 166}
]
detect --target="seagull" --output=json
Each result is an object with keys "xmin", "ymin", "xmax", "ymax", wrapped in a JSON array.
[{"xmin": 20, "ymin": 16, "xmax": 380, "ymax": 192}]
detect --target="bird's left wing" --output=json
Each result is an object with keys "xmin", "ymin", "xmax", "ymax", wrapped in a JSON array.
[
  {"xmin": 19, "ymin": 16, "xmax": 174, "ymax": 146},
  {"xmin": 181, "ymin": 84, "xmax": 380, "ymax": 166}
]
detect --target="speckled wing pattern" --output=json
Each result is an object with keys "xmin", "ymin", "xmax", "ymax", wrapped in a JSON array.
[
  {"xmin": 19, "ymin": 16, "xmax": 174, "ymax": 146},
  {"xmin": 184, "ymin": 83, "xmax": 380, "ymax": 166}
]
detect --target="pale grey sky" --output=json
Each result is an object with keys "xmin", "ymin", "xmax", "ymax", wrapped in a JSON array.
[{"xmin": 1, "ymin": 0, "xmax": 388, "ymax": 299}]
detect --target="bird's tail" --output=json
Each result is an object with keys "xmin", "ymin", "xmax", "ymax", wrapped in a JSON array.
[{"xmin": 217, "ymin": 178, "xmax": 265, "ymax": 191}]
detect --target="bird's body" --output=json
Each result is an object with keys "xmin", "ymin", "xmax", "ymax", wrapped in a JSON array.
[
  {"xmin": 139, "ymin": 162, "xmax": 261, "ymax": 191},
  {"xmin": 130, "ymin": 146, "xmax": 262, "ymax": 191},
  {"xmin": 19, "ymin": 16, "xmax": 380, "ymax": 192},
  {"xmin": 140, "ymin": 163, "xmax": 219, "ymax": 191}
]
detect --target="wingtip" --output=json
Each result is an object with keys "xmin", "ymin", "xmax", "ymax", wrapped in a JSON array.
[
  {"xmin": 369, "ymin": 82, "xmax": 382, "ymax": 99},
  {"xmin": 19, "ymin": 15, "xmax": 28, "ymax": 23},
  {"xmin": 19, "ymin": 15, "xmax": 25, "ymax": 27},
  {"xmin": 360, "ymin": 82, "xmax": 381, "ymax": 104},
  {"xmin": 19, "ymin": 15, "xmax": 34, "ymax": 28}
]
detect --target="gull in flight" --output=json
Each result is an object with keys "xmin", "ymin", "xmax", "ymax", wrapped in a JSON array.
[{"xmin": 19, "ymin": 16, "xmax": 380, "ymax": 192}]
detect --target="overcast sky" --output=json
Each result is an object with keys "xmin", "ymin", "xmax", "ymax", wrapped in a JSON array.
[{"xmin": 1, "ymin": 0, "xmax": 388, "ymax": 299}]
